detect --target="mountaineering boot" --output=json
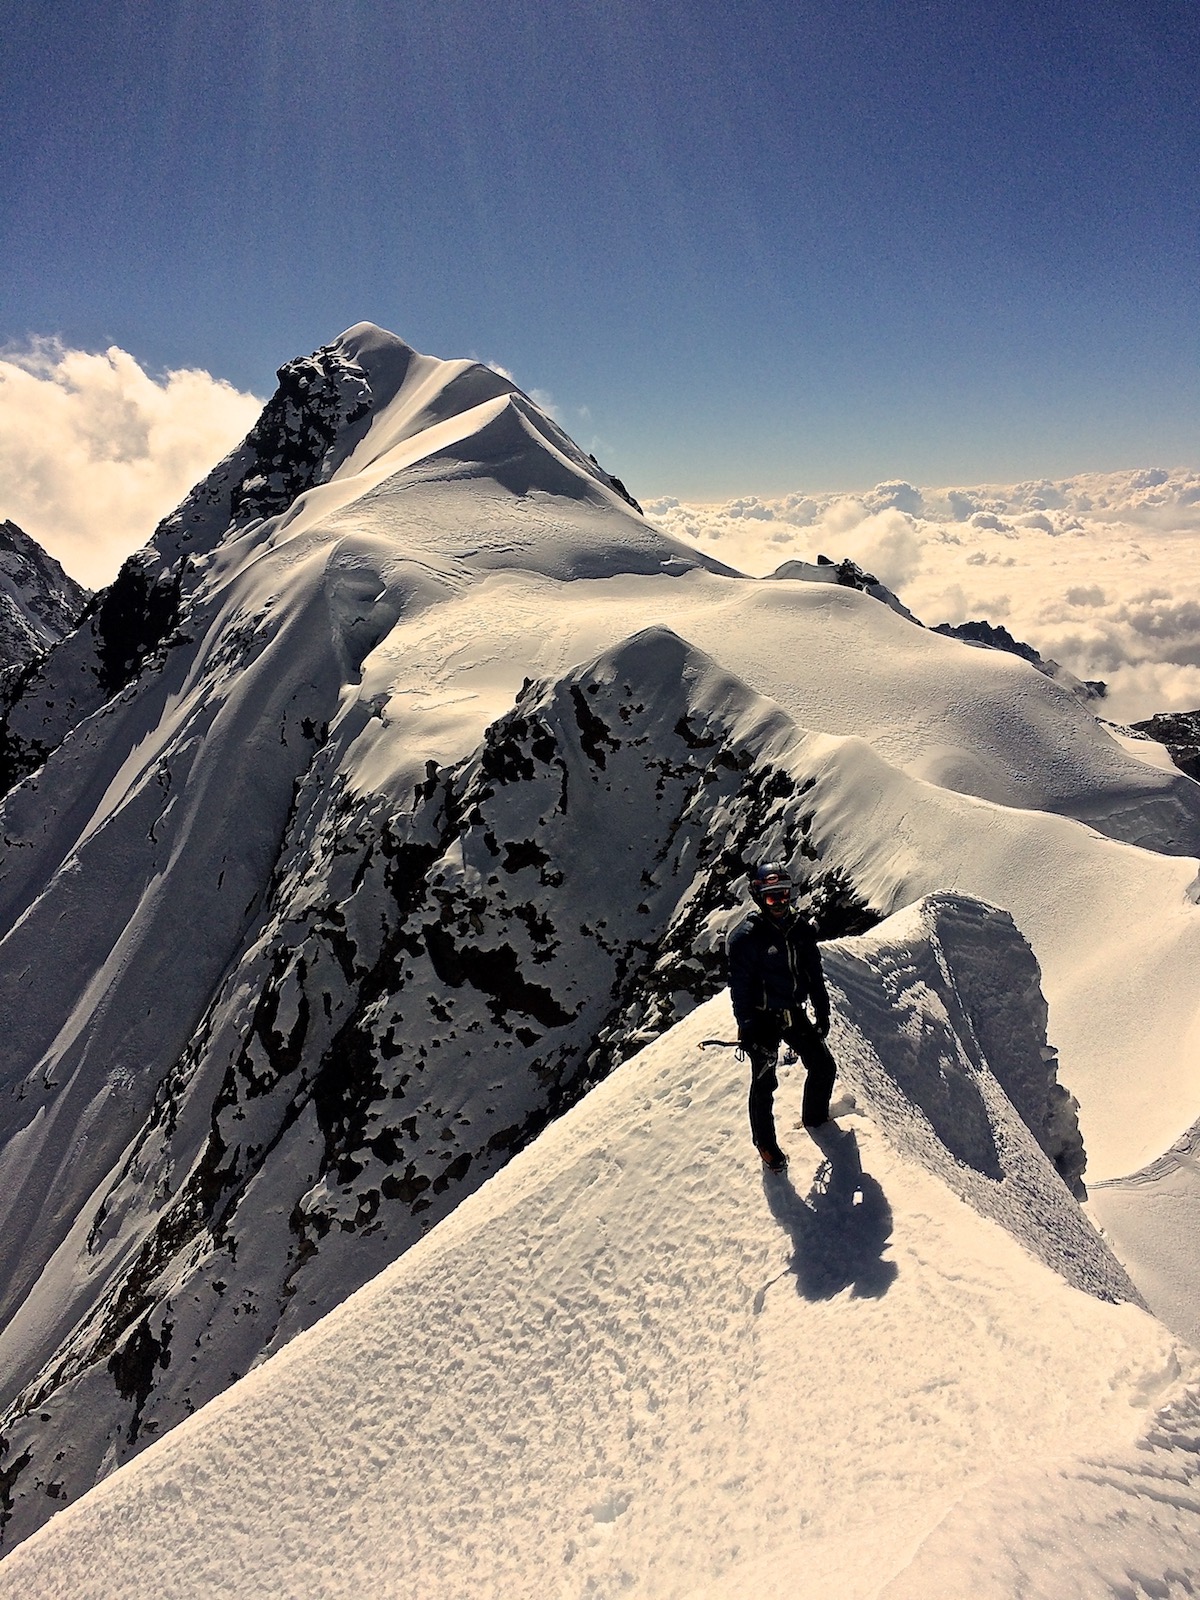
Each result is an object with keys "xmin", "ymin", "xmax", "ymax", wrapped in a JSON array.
[{"xmin": 758, "ymin": 1145, "xmax": 788, "ymax": 1173}]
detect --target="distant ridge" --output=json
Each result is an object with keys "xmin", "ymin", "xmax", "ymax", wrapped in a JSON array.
[{"xmin": 0, "ymin": 519, "xmax": 89, "ymax": 674}]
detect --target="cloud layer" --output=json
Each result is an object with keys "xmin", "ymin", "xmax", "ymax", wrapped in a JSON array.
[
  {"xmin": 0, "ymin": 340, "xmax": 262, "ymax": 589},
  {"xmin": 645, "ymin": 471, "xmax": 1200, "ymax": 723}
]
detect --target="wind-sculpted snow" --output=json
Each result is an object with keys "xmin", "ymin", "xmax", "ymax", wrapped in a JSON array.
[
  {"xmin": 790, "ymin": 729, "xmax": 1200, "ymax": 1181},
  {"xmin": 1088, "ymin": 1110, "xmax": 1200, "ymax": 1351},
  {"xmin": 0, "ymin": 906, "xmax": 1188, "ymax": 1600},
  {"xmin": 824, "ymin": 897, "xmax": 1107, "ymax": 1293}
]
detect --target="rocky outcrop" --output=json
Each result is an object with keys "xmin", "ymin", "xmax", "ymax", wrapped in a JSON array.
[
  {"xmin": 933, "ymin": 619, "xmax": 1106, "ymax": 702},
  {"xmin": 1130, "ymin": 710, "xmax": 1200, "ymax": 783},
  {"xmin": 0, "ymin": 521, "xmax": 88, "ymax": 673}
]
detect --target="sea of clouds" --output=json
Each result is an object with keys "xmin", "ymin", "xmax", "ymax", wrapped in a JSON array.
[
  {"xmin": 1, "ymin": 341, "xmax": 1196, "ymax": 722},
  {"xmin": 645, "ymin": 475, "xmax": 1200, "ymax": 723}
]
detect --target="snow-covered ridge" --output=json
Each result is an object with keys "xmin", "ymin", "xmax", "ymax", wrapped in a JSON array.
[
  {"xmin": 773, "ymin": 554, "xmax": 1108, "ymax": 707},
  {"xmin": 2, "ymin": 323, "xmax": 1200, "ymax": 1562},
  {"xmin": 2, "ymin": 607, "xmax": 1198, "ymax": 1547},
  {"xmin": 0, "ymin": 336, "xmax": 374, "ymax": 791},
  {"xmin": 931, "ymin": 616, "xmax": 1107, "ymax": 705},
  {"xmin": 0, "ymin": 627, "xmax": 876, "ymax": 1541},
  {"xmin": 1, "ymin": 897, "xmax": 1191, "ymax": 1600},
  {"xmin": 647, "ymin": 467, "xmax": 1200, "ymax": 722}
]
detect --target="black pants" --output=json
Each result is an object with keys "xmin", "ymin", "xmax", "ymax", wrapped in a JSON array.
[{"xmin": 745, "ymin": 1008, "xmax": 836, "ymax": 1149}]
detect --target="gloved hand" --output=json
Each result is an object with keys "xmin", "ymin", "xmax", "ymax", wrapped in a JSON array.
[{"xmin": 815, "ymin": 1015, "xmax": 831, "ymax": 1039}]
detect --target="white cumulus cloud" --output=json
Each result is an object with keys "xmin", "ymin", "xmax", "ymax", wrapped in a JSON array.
[{"xmin": 0, "ymin": 339, "xmax": 262, "ymax": 588}]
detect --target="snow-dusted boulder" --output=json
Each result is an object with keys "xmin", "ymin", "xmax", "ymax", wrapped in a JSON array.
[{"xmin": 773, "ymin": 551, "xmax": 920, "ymax": 622}]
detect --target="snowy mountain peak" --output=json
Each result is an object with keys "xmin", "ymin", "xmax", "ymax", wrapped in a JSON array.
[
  {"xmin": 320, "ymin": 325, "xmax": 644, "ymax": 517},
  {"xmin": 0, "ymin": 326, "xmax": 674, "ymax": 796},
  {"xmin": 156, "ymin": 333, "xmax": 377, "ymax": 564}
]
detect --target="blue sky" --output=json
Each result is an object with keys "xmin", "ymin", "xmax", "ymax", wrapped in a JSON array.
[{"xmin": 3, "ymin": 0, "xmax": 1198, "ymax": 500}]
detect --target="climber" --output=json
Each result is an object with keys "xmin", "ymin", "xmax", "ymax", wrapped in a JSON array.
[{"xmin": 726, "ymin": 862, "xmax": 837, "ymax": 1172}]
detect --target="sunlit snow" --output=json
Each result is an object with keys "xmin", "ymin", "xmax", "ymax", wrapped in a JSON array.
[{"xmin": 1, "ymin": 326, "xmax": 1198, "ymax": 1594}]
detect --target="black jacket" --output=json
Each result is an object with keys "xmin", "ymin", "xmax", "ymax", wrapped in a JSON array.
[{"xmin": 726, "ymin": 908, "xmax": 830, "ymax": 1032}]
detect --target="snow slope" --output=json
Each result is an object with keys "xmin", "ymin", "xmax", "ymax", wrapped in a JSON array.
[
  {"xmin": 1089, "ymin": 1129, "xmax": 1200, "ymax": 1353},
  {"xmin": 3, "ymin": 615, "xmax": 1199, "ymax": 1542},
  {"xmin": 2, "ymin": 896, "xmax": 1195, "ymax": 1600},
  {"xmin": 2, "ymin": 324, "xmax": 1200, "ymax": 1552}
]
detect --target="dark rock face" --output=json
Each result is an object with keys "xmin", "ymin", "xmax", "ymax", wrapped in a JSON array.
[
  {"xmin": 586, "ymin": 454, "xmax": 643, "ymax": 514},
  {"xmin": 816, "ymin": 553, "xmax": 883, "ymax": 592},
  {"xmin": 1131, "ymin": 710, "xmax": 1200, "ymax": 783},
  {"xmin": 157, "ymin": 341, "xmax": 374, "ymax": 565},
  {"xmin": 224, "ymin": 349, "xmax": 372, "ymax": 529},
  {"xmin": 771, "ymin": 555, "xmax": 920, "ymax": 624},
  {"xmin": 933, "ymin": 618, "xmax": 1044, "ymax": 666},
  {"xmin": 0, "ymin": 523, "xmax": 91, "ymax": 794},
  {"xmin": 87, "ymin": 550, "xmax": 189, "ymax": 698},
  {"xmin": 0, "ymin": 629, "xmax": 879, "ymax": 1543}
]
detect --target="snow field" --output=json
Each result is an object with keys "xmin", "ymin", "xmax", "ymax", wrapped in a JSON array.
[
  {"xmin": 343, "ymin": 555, "xmax": 1195, "ymax": 841},
  {"xmin": 4, "ymin": 911, "xmax": 1196, "ymax": 1600},
  {"xmin": 1090, "ymin": 1144, "xmax": 1200, "ymax": 1353}
]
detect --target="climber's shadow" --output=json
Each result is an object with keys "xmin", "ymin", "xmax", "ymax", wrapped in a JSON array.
[{"xmin": 763, "ymin": 1125, "xmax": 898, "ymax": 1300}]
